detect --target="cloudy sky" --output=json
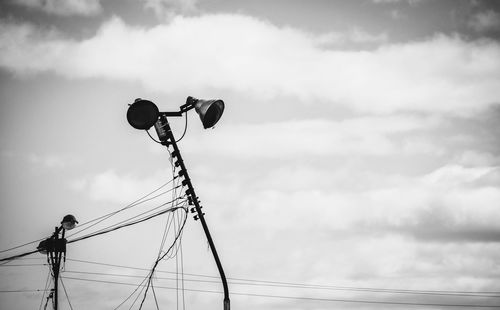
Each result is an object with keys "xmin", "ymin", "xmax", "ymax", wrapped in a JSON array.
[{"xmin": 1, "ymin": 0, "xmax": 500, "ymax": 309}]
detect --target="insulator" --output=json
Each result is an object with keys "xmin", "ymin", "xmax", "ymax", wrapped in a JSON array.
[
  {"xmin": 171, "ymin": 150, "xmax": 179, "ymax": 158},
  {"xmin": 193, "ymin": 213, "xmax": 205, "ymax": 221}
]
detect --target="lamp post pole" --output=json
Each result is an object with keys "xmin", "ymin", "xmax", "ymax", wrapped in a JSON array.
[
  {"xmin": 37, "ymin": 215, "xmax": 77, "ymax": 310},
  {"xmin": 155, "ymin": 115, "xmax": 230, "ymax": 310},
  {"xmin": 49, "ymin": 227, "xmax": 65, "ymax": 310}
]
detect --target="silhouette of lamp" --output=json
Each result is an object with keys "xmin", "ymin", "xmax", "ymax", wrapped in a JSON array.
[{"xmin": 127, "ymin": 96, "xmax": 224, "ymax": 130}]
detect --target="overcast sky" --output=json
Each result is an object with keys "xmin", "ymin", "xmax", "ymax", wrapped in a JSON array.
[{"xmin": 1, "ymin": 0, "xmax": 500, "ymax": 309}]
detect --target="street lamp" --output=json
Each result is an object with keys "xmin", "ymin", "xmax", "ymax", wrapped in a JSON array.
[
  {"xmin": 127, "ymin": 96, "xmax": 224, "ymax": 130},
  {"xmin": 127, "ymin": 96, "xmax": 230, "ymax": 310},
  {"xmin": 37, "ymin": 215, "xmax": 78, "ymax": 310}
]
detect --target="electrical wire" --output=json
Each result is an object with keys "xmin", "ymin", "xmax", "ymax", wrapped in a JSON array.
[
  {"xmin": 39, "ymin": 271, "xmax": 51, "ymax": 310},
  {"xmin": 0, "ymin": 263, "xmax": 47, "ymax": 267},
  {"xmin": 0, "ymin": 179, "xmax": 180, "ymax": 263},
  {"xmin": 59, "ymin": 270, "xmax": 500, "ymax": 299},
  {"xmin": 67, "ymin": 179, "xmax": 178, "ymax": 238},
  {"xmin": 146, "ymin": 129, "xmax": 163, "ymax": 144},
  {"xmin": 151, "ymin": 282, "xmax": 160, "ymax": 310},
  {"xmin": 68, "ymin": 196, "xmax": 186, "ymax": 244},
  {"xmin": 61, "ymin": 276, "xmax": 500, "ymax": 308},
  {"xmin": 0, "ymin": 238, "xmax": 45, "ymax": 254},
  {"xmin": 61, "ymin": 259, "xmax": 500, "ymax": 298},
  {"xmin": 0, "ymin": 249, "xmax": 41, "ymax": 263},
  {"xmin": 60, "ymin": 277, "xmax": 74, "ymax": 310},
  {"xmin": 68, "ymin": 186, "xmax": 179, "ymax": 239},
  {"xmin": 138, "ymin": 206, "xmax": 188, "ymax": 310},
  {"xmin": 112, "ymin": 275, "xmax": 149, "ymax": 310},
  {"xmin": 178, "ymin": 232, "xmax": 186, "ymax": 310},
  {"xmin": 68, "ymin": 205, "xmax": 186, "ymax": 245},
  {"xmin": 0, "ymin": 289, "xmax": 49, "ymax": 293},
  {"xmin": 175, "ymin": 112, "xmax": 188, "ymax": 143},
  {"xmin": 43, "ymin": 290, "xmax": 53, "ymax": 310}
]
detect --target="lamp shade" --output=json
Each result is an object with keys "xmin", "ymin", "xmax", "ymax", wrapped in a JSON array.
[
  {"xmin": 61, "ymin": 214, "xmax": 78, "ymax": 230},
  {"xmin": 127, "ymin": 99, "xmax": 160, "ymax": 130},
  {"xmin": 193, "ymin": 98, "xmax": 225, "ymax": 129}
]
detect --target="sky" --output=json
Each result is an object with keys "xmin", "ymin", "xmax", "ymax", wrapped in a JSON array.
[{"xmin": 1, "ymin": 0, "xmax": 500, "ymax": 309}]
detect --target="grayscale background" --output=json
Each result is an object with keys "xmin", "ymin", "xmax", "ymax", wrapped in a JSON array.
[{"xmin": 1, "ymin": 0, "xmax": 500, "ymax": 309}]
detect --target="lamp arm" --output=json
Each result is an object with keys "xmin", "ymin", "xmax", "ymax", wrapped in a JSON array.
[
  {"xmin": 156, "ymin": 96, "xmax": 200, "ymax": 117},
  {"xmin": 160, "ymin": 111, "xmax": 184, "ymax": 117}
]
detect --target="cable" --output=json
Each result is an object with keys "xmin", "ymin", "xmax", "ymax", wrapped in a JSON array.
[
  {"xmin": 0, "ymin": 238, "xmax": 45, "ymax": 254},
  {"xmin": 0, "ymin": 249, "xmax": 40, "ymax": 263},
  {"xmin": 61, "ymin": 277, "xmax": 500, "ymax": 308},
  {"xmin": 43, "ymin": 289, "xmax": 54, "ymax": 310},
  {"xmin": 179, "ymin": 236, "xmax": 186, "ymax": 310},
  {"xmin": 146, "ymin": 129, "xmax": 163, "ymax": 144},
  {"xmin": 0, "ymin": 180, "xmax": 180, "ymax": 263},
  {"xmin": 138, "ymin": 207, "xmax": 188, "ymax": 310},
  {"xmin": 67, "ymin": 179, "xmax": 178, "ymax": 238},
  {"xmin": 68, "ymin": 205, "xmax": 187, "ymax": 245},
  {"xmin": 63, "ymin": 258, "xmax": 500, "ymax": 297},
  {"xmin": 60, "ymin": 277, "xmax": 74, "ymax": 310},
  {"xmin": 0, "ymin": 263, "xmax": 47, "ymax": 267},
  {"xmin": 39, "ymin": 271, "xmax": 51, "ymax": 310},
  {"xmin": 151, "ymin": 282, "xmax": 160, "ymax": 310},
  {"xmin": 0, "ymin": 289, "xmax": 49, "ymax": 293},
  {"xmin": 59, "ymin": 270, "xmax": 500, "ymax": 299},
  {"xmin": 112, "ymin": 274, "xmax": 149, "ymax": 310},
  {"xmin": 175, "ymin": 112, "xmax": 188, "ymax": 143},
  {"xmin": 68, "ymin": 197, "xmax": 186, "ymax": 243}
]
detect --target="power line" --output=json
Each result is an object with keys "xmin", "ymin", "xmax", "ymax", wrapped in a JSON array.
[
  {"xmin": 69, "ymin": 195, "xmax": 186, "ymax": 242},
  {"xmin": 60, "ymin": 277, "xmax": 74, "ymax": 310},
  {"xmin": 67, "ymin": 182, "xmax": 181, "ymax": 239},
  {"xmin": 0, "ymin": 238, "xmax": 45, "ymax": 254},
  {"xmin": 0, "ymin": 263, "xmax": 47, "ymax": 267},
  {"xmin": 67, "ymin": 204, "xmax": 186, "ymax": 245},
  {"xmin": 61, "ymin": 276, "xmax": 500, "ymax": 308},
  {"xmin": 0, "ymin": 204, "xmax": 186, "ymax": 263},
  {"xmin": 60, "ymin": 270, "xmax": 500, "ymax": 298},
  {"xmin": 0, "ymin": 249, "xmax": 41, "ymax": 263},
  {"xmin": 0, "ymin": 289, "xmax": 48, "ymax": 293},
  {"xmin": 64, "ymin": 258, "xmax": 500, "ymax": 297},
  {"xmin": 39, "ymin": 271, "xmax": 51, "ymax": 310},
  {"xmin": 138, "ymin": 205, "xmax": 188, "ymax": 309},
  {"xmin": 0, "ymin": 179, "xmax": 179, "ymax": 256}
]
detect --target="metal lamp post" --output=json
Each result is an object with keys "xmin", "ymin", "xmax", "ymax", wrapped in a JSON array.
[
  {"xmin": 37, "ymin": 215, "xmax": 78, "ymax": 310},
  {"xmin": 127, "ymin": 96, "xmax": 230, "ymax": 310}
]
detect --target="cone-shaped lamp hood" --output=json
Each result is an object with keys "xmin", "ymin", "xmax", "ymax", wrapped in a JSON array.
[
  {"xmin": 127, "ymin": 99, "xmax": 159, "ymax": 130},
  {"xmin": 189, "ymin": 97, "xmax": 225, "ymax": 129}
]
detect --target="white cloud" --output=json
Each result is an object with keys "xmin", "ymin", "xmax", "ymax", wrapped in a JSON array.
[
  {"xmin": 372, "ymin": 0, "xmax": 424, "ymax": 5},
  {"xmin": 468, "ymin": 10, "xmax": 500, "ymax": 32},
  {"xmin": 13, "ymin": 0, "xmax": 102, "ymax": 16},
  {"xmin": 314, "ymin": 28, "xmax": 388, "ymax": 46},
  {"xmin": 421, "ymin": 164, "xmax": 497, "ymax": 186},
  {"xmin": 0, "ymin": 15, "xmax": 499, "ymax": 115},
  {"xmin": 141, "ymin": 0, "xmax": 198, "ymax": 20},
  {"xmin": 181, "ymin": 115, "xmax": 438, "ymax": 159}
]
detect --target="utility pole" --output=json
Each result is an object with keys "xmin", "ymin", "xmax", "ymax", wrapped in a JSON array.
[
  {"xmin": 127, "ymin": 97, "xmax": 230, "ymax": 310},
  {"xmin": 37, "ymin": 215, "xmax": 78, "ymax": 310},
  {"xmin": 154, "ymin": 115, "xmax": 230, "ymax": 310}
]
